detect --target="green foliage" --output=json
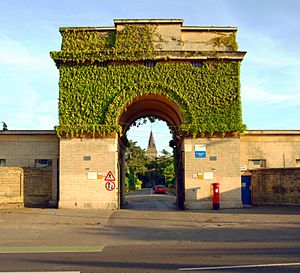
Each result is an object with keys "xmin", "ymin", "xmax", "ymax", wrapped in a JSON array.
[
  {"xmin": 165, "ymin": 164, "xmax": 176, "ymax": 187},
  {"xmin": 115, "ymin": 24, "xmax": 157, "ymax": 56},
  {"xmin": 52, "ymin": 24, "xmax": 245, "ymax": 137},
  {"xmin": 125, "ymin": 140, "xmax": 148, "ymax": 192},
  {"xmin": 60, "ymin": 28, "xmax": 114, "ymax": 52},
  {"xmin": 52, "ymin": 24, "xmax": 159, "ymax": 64},
  {"xmin": 156, "ymin": 149, "xmax": 176, "ymax": 188},
  {"xmin": 135, "ymin": 179, "xmax": 143, "ymax": 190},
  {"xmin": 124, "ymin": 140, "xmax": 176, "ymax": 191},
  {"xmin": 130, "ymin": 116, "xmax": 157, "ymax": 128},
  {"xmin": 55, "ymin": 62, "xmax": 245, "ymax": 137},
  {"xmin": 210, "ymin": 32, "xmax": 238, "ymax": 51},
  {"xmin": 125, "ymin": 140, "xmax": 148, "ymax": 175}
]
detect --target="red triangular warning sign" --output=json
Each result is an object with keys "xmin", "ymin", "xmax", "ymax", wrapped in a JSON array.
[{"xmin": 104, "ymin": 171, "xmax": 115, "ymax": 181}]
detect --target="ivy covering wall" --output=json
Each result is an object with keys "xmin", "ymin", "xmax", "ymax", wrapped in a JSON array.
[{"xmin": 51, "ymin": 24, "xmax": 245, "ymax": 137}]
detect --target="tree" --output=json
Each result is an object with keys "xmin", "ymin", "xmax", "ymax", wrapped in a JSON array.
[
  {"xmin": 156, "ymin": 149, "xmax": 176, "ymax": 188},
  {"xmin": 125, "ymin": 142, "xmax": 176, "ymax": 191},
  {"xmin": 125, "ymin": 140, "xmax": 148, "ymax": 191},
  {"xmin": 164, "ymin": 163, "xmax": 176, "ymax": 188}
]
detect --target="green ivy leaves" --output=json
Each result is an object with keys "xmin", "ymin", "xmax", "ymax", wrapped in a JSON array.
[
  {"xmin": 55, "ymin": 62, "xmax": 245, "ymax": 137},
  {"xmin": 53, "ymin": 24, "xmax": 245, "ymax": 138}
]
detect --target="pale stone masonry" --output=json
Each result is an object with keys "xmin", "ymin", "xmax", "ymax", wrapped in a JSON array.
[
  {"xmin": 0, "ymin": 19, "xmax": 299, "ymax": 209},
  {"xmin": 0, "ymin": 131, "xmax": 58, "ymax": 207},
  {"xmin": 184, "ymin": 137, "xmax": 242, "ymax": 209},
  {"xmin": 241, "ymin": 130, "xmax": 300, "ymax": 169},
  {"xmin": 59, "ymin": 135, "xmax": 119, "ymax": 209},
  {"xmin": 53, "ymin": 19, "xmax": 246, "ymax": 209},
  {"xmin": 59, "ymin": 19, "xmax": 245, "ymax": 60},
  {"xmin": 0, "ymin": 167, "xmax": 23, "ymax": 207},
  {"xmin": 0, "ymin": 130, "xmax": 299, "ymax": 208}
]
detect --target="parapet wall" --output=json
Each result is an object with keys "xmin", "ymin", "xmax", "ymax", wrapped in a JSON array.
[{"xmin": 0, "ymin": 167, "xmax": 24, "ymax": 207}]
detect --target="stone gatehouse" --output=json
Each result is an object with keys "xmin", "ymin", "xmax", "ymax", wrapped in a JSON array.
[{"xmin": 0, "ymin": 19, "xmax": 299, "ymax": 209}]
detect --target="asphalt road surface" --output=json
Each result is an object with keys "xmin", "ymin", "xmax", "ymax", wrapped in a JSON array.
[
  {"xmin": 0, "ymin": 189, "xmax": 299, "ymax": 273},
  {"xmin": 125, "ymin": 187, "xmax": 177, "ymax": 210}
]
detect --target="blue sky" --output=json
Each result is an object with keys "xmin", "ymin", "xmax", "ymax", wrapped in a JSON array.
[{"xmin": 0, "ymin": 0, "xmax": 300, "ymax": 152}]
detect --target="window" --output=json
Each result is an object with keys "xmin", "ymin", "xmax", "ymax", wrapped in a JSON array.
[
  {"xmin": 98, "ymin": 61, "xmax": 108, "ymax": 67},
  {"xmin": 144, "ymin": 61, "xmax": 156, "ymax": 67},
  {"xmin": 192, "ymin": 61, "xmax": 203, "ymax": 68},
  {"xmin": 83, "ymin": 156, "xmax": 91, "ymax": 161},
  {"xmin": 0, "ymin": 159, "xmax": 6, "ymax": 166},
  {"xmin": 35, "ymin": 159, "xmax": 52, "ymax": 169},
  {"xmin": 248, "ymin": 159, "xmax": 266, "ymax": 169},
  {"xmin": 296, "ymin": 159, "xmax": 300, "ymax": 167}
]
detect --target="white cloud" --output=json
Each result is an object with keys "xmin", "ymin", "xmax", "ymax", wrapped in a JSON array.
[
  {"xmin": 239, "ymin": 29, "xmax": 300, "ymax": 66},
  {"xmin": 242, "ymin": 85, "xmax": 300, "ymax": 109},
  {"xmin": 0, "ymin": 32, "xmax": 55, "ymax": 72},
  {"xmin": 0, "ymin": 32, "xmax": 58, "ymax": 130},
  {"xmin": 239, "ymin": 27, "xmax": 300, "ymax": 113}
]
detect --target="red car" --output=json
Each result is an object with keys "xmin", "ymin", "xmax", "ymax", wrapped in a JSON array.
[{"xmin": 154, "ymin": 185, "xmax": 166, "ymax": 194}]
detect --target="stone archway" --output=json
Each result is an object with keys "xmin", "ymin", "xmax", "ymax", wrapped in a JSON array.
[
  {"xmin": 118, "ymin": 94, "xmax": 185, "ymax": 209},
  {"xmin": 119, "ymin": 94, "xmax": 183, "ymax": 132},
  {"xmin": 51, "ymin": 19, "xmax": 246, "ymax": 210}
]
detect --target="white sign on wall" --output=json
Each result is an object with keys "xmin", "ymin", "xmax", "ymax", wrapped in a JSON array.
[
  {"xmin": 87, "ymin": 172, "xmax": 98, "ymax": 180},
  {"xmin": 203, "ymin": 171, "xmax": 214, "ymax": 180},
  {"xmin": 195, "ymin": 144, "xmax": 207, "ymax": 158}
]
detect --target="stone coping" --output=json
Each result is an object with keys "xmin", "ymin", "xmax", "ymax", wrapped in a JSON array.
[
  {"xmin": 1, "ymin": 130, "xmax": 300, "ymax": 136},
  {"xmin": 244, "ymin": 130, "xmax": 300, "ymax": 135},
  {"xmin": 0, "ymin": 130, "xmax": 56, "ymax": 135}
]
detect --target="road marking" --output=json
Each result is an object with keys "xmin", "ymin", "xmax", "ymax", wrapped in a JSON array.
[
  {"xmin": 0, "ymin": 245, "xmax": 104, "ymax": 254},
  {"xmin": 178, "ymin": 262, "xmax": 300, "ymax": 271},
  {"xmin": 0, "ymin": 271, "xmax": 80, "ymax": 273}
]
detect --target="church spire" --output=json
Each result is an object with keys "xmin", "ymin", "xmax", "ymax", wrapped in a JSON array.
[{"xmin": 147, "ymin": 130, "xmax": 157, "ymax": 159}]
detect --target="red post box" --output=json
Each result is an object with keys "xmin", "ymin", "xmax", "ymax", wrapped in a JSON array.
[{"xmin": 212, "ymin": 183, "xmax": 220, "ymax": 210}]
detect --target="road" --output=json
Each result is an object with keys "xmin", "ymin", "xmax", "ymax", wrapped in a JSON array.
[
  {"xmin": 0, "ymin": 188, "xmax": 299, "ymax": 272},
  {"xmin": 124, "ymin": 187, "xmax": 177, "ymax": 210}
]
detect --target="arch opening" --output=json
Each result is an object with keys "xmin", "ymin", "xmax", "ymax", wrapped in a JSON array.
[
  {"xmin": 117, "ymin": 94, "xmax": 185, "ymax": 210},
  {"xmin": 119, "ymin": 94, "xmax": 183, "ymax": 134}
]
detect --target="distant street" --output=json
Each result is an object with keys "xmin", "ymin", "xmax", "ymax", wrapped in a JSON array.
[
  {"xmin": 0, "ymin": 191, "xmax": 300, "ymax": 272},
  {"xmin": 125, "ymin": 187, "xmax": 177, "ymax": 210}
]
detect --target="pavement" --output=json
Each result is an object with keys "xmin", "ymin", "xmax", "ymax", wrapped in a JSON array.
[
  {"xmin": 0, "ymin": 205, "xmax": 300, "ymax": 272},
  {"xmin": 0, "ymin": 206, "xmax": 299, "ymax": 248}
]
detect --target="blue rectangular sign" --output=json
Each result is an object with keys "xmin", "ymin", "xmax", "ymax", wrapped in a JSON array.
[{"xmin": 195, "ymin": 151, "xmax": 206, "ymax": 158}]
